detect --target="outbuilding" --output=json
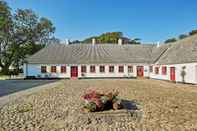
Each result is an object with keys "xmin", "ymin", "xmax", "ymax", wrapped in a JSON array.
[{"xmin": 24, "ymin": 34, "xmax": 197, "ymax": 84}]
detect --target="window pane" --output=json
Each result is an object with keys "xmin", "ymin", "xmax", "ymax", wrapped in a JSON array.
[
  {"xmin": 51, "ymin": 66, "xmax": 56, "ymax": 73},
  {"xmin": 155, "ymin": 67, "xmax": 159, "ymax": 74},
  {"xmin": 109, "ymin": 66, "xmax": 114, "ymax": 73},
  {"xmin": 90, "ymin": 66, "xmax": 95, "ymax": 73},
  {"xmin": 128, "ymin": 66, "xmax": 133, "ymax": 73},
  {"xmin": 100, "ymin": 66, "xmax": 105, "ymax": 73},
  {"xmin": 81, "ymin": 66, "xmax": 86, "ymax": 73},
  {"xmin": 119, "ymin": 66, "xmax": 124, "ymax": 73},
  {"xmin": 150, "ymin": 66, "xmax": 153, "ymax": 72},
  {"xmin": 61, "ymin": 66, "xmax": 66, "ymax": 73},
  {"xmin": 41, "ymin": 66, "xmax": 47, "ymax": 73}
]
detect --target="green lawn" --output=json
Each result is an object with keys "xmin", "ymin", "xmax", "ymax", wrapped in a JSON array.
[{"xmin": 0, "ymin": 75, "xmax": 10, "ymax": 80}]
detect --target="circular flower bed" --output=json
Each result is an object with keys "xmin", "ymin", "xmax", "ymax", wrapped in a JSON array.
[{"xmin": 81, "ymin": 90, "xmax": 122, "ymax": 112}]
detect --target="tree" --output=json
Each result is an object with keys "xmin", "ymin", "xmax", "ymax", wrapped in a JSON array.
[
  {"xmin": 70, "ymin": 40, "xmax": 81, "ymax": 44},
  {"xmin": 0, "ymin": 1, "xmax": 56, "ymax": 75},
  {"xmin": 41, "ymin": 36, "xmax": 60, "ymax": 45},
  {"xmin": 83, "ymin": 36, "xmax": 97, "ymax": 43},
  {"xmin": 13, "ymin": 9, "xmax": 55, "ymax": 72},
  {"xmin": 97, "ymin": 32, "xmax": 123, "ymax": 43},
  {"xmin": 81, "ymin": 32, "xmax": 141, "ymax": 44},
  {"xmin": 129, "ymin": 38, "xmax": 141, "ymax": 44},
  {"xmin": 164, "ymin": 38, "xmax": 177, "ymax": 44},
  {"xmin": 189, "ymin": 30, "xmax": 197, "ymax": 36},
  {"xmin": 179, "ymin": 34, "xmax": 188, "ymax": 40},
  {"xmin": 0, "ymin": 1, "xmax": 14, "ymax": 74},
  {"xmin": 14, "ymin": 10, "xmax": 55, "ymax": 55},
  {"xmin": 82, "ymin": 32, "xmax": 123, "ymax": 44}
]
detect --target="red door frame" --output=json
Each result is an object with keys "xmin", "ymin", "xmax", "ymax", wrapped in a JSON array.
[
  {"xmin": 71, "ymin": 66, "xmax": 78, "ymax": 78},
  {"xmin": 137, "ymin": 66, "xmax": 144, "ymax": 77},
  {"xmin": 170, "ymin": 67, "xmax": 176, "ymax": 81}
]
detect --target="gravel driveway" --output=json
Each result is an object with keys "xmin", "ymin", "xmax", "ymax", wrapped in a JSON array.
[
  {"xmin": 0, "ymin": 80, "xmax": 57, "ymax": 97},
  {"xmin": 1, "ymin": 79, "xmax": 197, "ymax": 130}
]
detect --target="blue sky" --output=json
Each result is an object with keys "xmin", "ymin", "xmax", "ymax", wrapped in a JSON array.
[{"xmin": 6, "ymin": 0, "xmax": 197, "ymax": 43}]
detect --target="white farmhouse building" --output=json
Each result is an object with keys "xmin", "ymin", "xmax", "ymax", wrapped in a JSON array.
[{"xmin": 24, "ymin": 34, "xmax": 197, "ymax": 84}]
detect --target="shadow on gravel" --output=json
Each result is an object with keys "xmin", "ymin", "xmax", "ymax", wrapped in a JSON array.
[
  {"xmin": 121, "ymin": 100, "xmax": 139, "ymax": 110},
  {"xmin": 78, "ymin": 100, "xmax": 142, "ymax": 126}
]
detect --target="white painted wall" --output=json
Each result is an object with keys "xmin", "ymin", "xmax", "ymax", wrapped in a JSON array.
[
  {"xmin": 24, "ymin": 64, "xmax": 70, "ymax": 78},
  {"xmin": 24, "ymin": 64, "xmax": 146, "ymax": 78},
  {"xmin": 142, "ymin": 65, "xmax": 150, "ymax": 77},
  {"xmin": 78, "ymin": 64, "xmax": 137, "ymax": 78},
  {"xmin": 150, "ymin": 63, "xmax": 197, "ymax": 84},
  {"xmin": 24, "ymin": 63, "xmax": 197, "ymax": 84}
]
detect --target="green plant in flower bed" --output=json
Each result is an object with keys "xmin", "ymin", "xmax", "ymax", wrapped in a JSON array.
[
  {"xmin": 83, "ymin": 102, "xmax": 97, "ymax": 112},
  {"xmin": 81, "ymin": 90, "xmax": 122, "ymax": 112}
]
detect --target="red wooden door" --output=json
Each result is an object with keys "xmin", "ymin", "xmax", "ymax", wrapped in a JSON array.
[
  {"xmin": 71, "ymin": 66, "xmax": 78, "ymax": 77},
  {"xmin": 170, "ymin": 67, "xmax": 175, "ymax": 81},
  {"xmin": 137, "ymin": 66, "xmax": 144, "ymax": 77}
]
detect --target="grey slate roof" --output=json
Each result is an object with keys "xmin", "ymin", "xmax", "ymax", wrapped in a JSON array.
[
  {"xmin": 27, "ymin": 44, "xmax": 155, "ymax": 64},
  {"xmin": 157, "ymin": 34, "xmax": 197, "ymax": 64},
  {"xmin": 27, "ymin": 34, "xmax": 197, "ymax": 65},
  {"xmin": 150, "ymin": 44, "xmax": 171, "ymax": 63}
]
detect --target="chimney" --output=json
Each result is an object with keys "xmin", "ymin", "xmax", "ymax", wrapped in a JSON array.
[
  {"xmin": 92, "ymin": 38, "xmax": 96, "ymax": 45},
  {"xmin": 65, "ymin": 39, "xmax": 70, "ymax": 45},
  {"xmin": 118, "ymin": 38, "xmax": 122, "ymax": 45},
  {"xmin": 157, "ymin": 41, "xmax": 160, "ymax": 47}
]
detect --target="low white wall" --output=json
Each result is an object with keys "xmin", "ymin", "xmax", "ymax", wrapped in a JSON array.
[{"xmin": 150, "ymin": 63, "xmax": 197, "ymax": 84}]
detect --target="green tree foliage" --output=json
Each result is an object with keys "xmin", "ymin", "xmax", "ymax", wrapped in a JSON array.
[
  {"xmin": 83, "ymin": 36, "xmax": 97, "ymax": 43},
  {"xmin": 70, "ymin": 40, "xmax": 81, "ymax": 44},
  {"xmin": 97, "ymin": 32, "xmax": 123, "ymax": 43},
  {"xmin": 0, "ymin": 1, "xmax": 56, "ymax": 75},
  {"xmin": 0, "ymin": 1, "xmax": 14, "ymax": 74},
  {"xmin": 179, "ymin": 34, "xmax": 188, "ymax": 39},
  {"xmin": 81, "ymin": 32, "xmax": 141, "ymax": 44},
  {"xmin": 129, "ymin": 38, "xmax": 141, "ymax": 44},
  {"xmin": 189, "ymin": 30, "xmax": 197, "ymax": 36},
  {"xmin": 44, "ymin": 37, "xmax": 60, "ymax": 45},
  {"xmin": 14, "ymin": 9, "xmax": 55, "ymax": 55},
  {"xmin": 164, "ymin": 30, "xmax": 197, "ymax": 44},
  {"xmin": 164, "ymin": 38, "xmax": 177, "ymax": 44}
]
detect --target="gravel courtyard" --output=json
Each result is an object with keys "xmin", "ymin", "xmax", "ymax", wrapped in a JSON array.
[{"xmin": 0, "ymin": 79, "xmax": 197, "ymax": 131}]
